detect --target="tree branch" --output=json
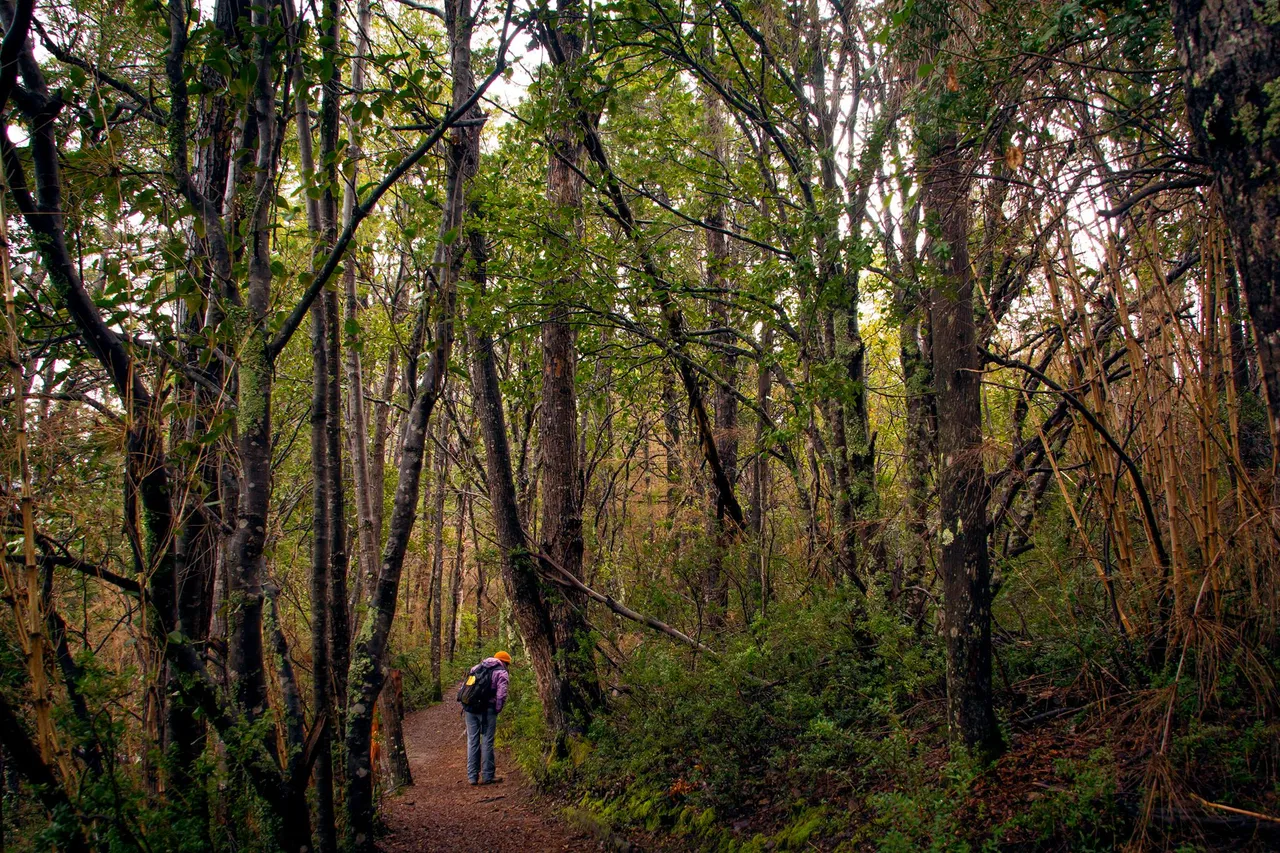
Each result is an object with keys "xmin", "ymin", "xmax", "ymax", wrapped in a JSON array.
[
  {"xmin": 534, "ymin": 550, "xmax": 716, "ymax": 655},
  {"xmin": 0, "ymin": 0, "xmax": 34, "ymax": 115},
  {"xmin": 268, "ymin": 17, "xmax": 523, "ymax": 360}
]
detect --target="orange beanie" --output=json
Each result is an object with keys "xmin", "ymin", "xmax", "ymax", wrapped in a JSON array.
[{"xmin": 494, "ymin": 651, "xmax": 512, "ymax": 664}]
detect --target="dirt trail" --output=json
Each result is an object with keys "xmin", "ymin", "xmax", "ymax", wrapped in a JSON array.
[{"xmin": 377, "ymin": 700, "xmax": 594, "ymax": 852}]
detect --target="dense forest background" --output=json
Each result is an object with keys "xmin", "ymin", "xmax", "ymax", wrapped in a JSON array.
[{"xmin": 1, "ymin": 0, "xmax": 1278, "ymax": 847}]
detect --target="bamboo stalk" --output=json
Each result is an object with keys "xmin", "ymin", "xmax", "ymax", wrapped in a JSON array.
[
  {"xmin": 0, "ymin": 184, "xmax": 67, "ymax": 780},
  {"xmin": 1027, "ymin": 388, "xmax": 1134, "ymax": 639}
]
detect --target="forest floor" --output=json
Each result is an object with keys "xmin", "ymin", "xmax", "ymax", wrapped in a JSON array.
[{"xmin": 376, "ymin": 701, "xmax": 596, "ymax": 852}]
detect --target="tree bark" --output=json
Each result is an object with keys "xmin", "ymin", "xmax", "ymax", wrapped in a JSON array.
[
  {"xmin": 472, "ymin": 490, "xmax": 485, "ymax": 649},
  {"xmin": 294, "ymin": 11, "xmax": 338, "ymax": 844},
  {"xmin": 1171, "ymin": 0, "xmax": 1280, "ymax": 445},
  {"xmin": 889, "ymin": 200, "xmax": 934, "ymax": 610},
  {"xmin": 429, "ymin": 419, "xmax": 449, "ymax": 701},
  {"xmin": 344, "ymin": 0, "xmax": 380, "ymax": 615},
  {"xmin": 308, "ymin": 295, "xmax": 338, "ymax": 853},
  {"xmin": 662, "ymin": 369, "xmax": 683, "ymax": 520},
  {"xmin": 749, "ymin": 324, "xmax": 773, "ymax": 614},
  {"xmin": 315, "ymin": 0, "xmax": 351, "ymax": 721},
  {"xmin": 343, "ymin": 0, "xmax": 477, "ymax": 843},
  {"xmin": 540, "ymin": 0, "xmax": 602, "ymax": 733},
  {"xmin": 379, "ymin": 670, "xmax": 414, "ymax": 789},
  {"xmin": 701, "ymin": 30, "xmax": 738, "ymax": 624},
  {"xmin": 448, "ymin": 488, "xmax": 467, "ymax": 662},
  {"xmin": 470, "ymin": 320, "xmax": 574, "ymax": 737},
  {"xmin": 923, "ymin": 139, "xmax": 1002, "ymax": 758}
]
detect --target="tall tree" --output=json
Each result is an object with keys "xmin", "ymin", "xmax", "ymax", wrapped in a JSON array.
[
  {"xmin": 341, "ymin": 0, "xmax": 498, "ymax": 842},
  {"xmin": 1171, "ymin": 0, "xmax": 1280, "ymax": 441},
  {"xmin": 923, "ymin": 136, "xmax": 1002, "ymax": 758},
  {"xmin": 539, "ymin": 0, "xmax": 603, "ymax": 732},
  {"xmin": 700, "ymin": 13, "xmax": 738, "ymax": 625}
]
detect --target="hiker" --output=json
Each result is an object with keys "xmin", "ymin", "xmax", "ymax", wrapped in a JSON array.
[{"xmin": 457, "ymin": 650, "xmax": 511, "ymax": 785}]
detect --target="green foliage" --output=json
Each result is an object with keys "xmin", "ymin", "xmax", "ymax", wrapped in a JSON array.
[
  {"xmin": 990, "ymin": 749, "xmax": 1123, "ymax": 851},
  {"xmin": 504, "ymin": 597, "xmax": 955, "ymax": 848},
  {"xmin": 504, "ymin": 584, "xmax": 1276, "ymax": 851}
]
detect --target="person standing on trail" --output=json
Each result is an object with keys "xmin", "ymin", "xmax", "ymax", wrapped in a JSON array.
[{"xmin": 457, "ymin": 650, "xmax": 511, "ymax": 785}]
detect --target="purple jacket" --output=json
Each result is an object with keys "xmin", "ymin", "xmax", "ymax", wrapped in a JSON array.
[{"xmin": 478, "ymin": 657, "xmax": 509, "ymax": 713}]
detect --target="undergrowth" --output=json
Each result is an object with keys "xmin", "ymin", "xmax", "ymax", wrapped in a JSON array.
[{"xmin": 501, "ymin": 588, "xmax": 1280, "ymax": 851}]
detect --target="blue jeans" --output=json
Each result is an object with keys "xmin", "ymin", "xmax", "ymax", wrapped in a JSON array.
[{"xmin": 463, "ymin": 707, "xmax": 498, "ymax": 783}]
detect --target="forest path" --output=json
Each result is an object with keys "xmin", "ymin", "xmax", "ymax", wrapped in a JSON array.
[{"xmin": 377, "ymin": 699, "xmax": 595, "ymax": 852}]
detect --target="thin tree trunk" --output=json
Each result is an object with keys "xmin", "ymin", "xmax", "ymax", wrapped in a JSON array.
[
  {"xmin": 326, "ymin": 287, "xmax": 351, "ymax": 711},
  {"xmin": 700, "ymin": 25, "xmax": 738, "ymax": 623},
  {"xmin": 662, "ymin": 369, "xmax": 683, "ymax": 520},
  {"xmin": 891, "ymin": 199, "xmax": 934, "ymax": 612},
  {"xmin": 308, "ymin": 296, "xmax": 338, "ymax": 852},
  {"xmin": 448, "ymin": 488, "xmax": 467, "ymax": 662},
  {"xmin": 371, "ymin": 347, "xmax": 401, "ymax": 538},
  {"xmin": 749, "ymin": 325, "xmax": 773, "ymax": 614},
  {"xmin": 313, "ymin": 0, "xmax": 351, "ymax": 729},
  {"xmin": 294, "ymin": 14, "xmax": 338, "ymax": 845},
  {"xmin": 418, "ymin": 436, "xmax": 435, "ymax": 637},
  {"xmin": 343, "ymin": 0, "xmax": 476, "ymax": 842},
  {"xmin": 344, "ymin": 0, "xmax": 380, "ymax": 614},
  {"xmin": 225, "ymin": 0, "xmax": 277, "ymax": 739},
  {"xmin": 472, "ymin": 491, "xmax": 484, "ymax": 649},
  {"xmin": 429, "ymin": 419, "xmax": 450, "ymax": 701}
]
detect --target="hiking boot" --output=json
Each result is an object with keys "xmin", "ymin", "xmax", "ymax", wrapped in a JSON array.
[
  {"xmin": 479, "ymin": 777, "xmax": 504, "ymax": 785},
  {"xmin": 469, "ymin": 779, "xmax": 479, "ymax": 786}
]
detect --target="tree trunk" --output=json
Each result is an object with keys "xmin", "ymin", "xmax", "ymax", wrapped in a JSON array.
[
  {"xmin": 541, "ymin": 0, "xmax": 602, "ymax": 734},
  {"xmin": 317, "ymin": 62, "xmax": 351, "ymax": 726},
  {"xmin": 662, "ymin": 369, "xmax": 683, "ymax": 521},
  {"xmin": 429, "ymin": 419, "xmax": 449, "ymax": 701},
  {"xmin": 470, "ymin": 321, "xmax": 574, "ymax": 736},
  {"xmin": 225, "ymin": 0, "xmax": 277, "ymax": 740},
  {"xmin": 371, "ymin": 348, "xmax": 401, "ymax": 539},
  {"xmin": 378, "ymin": 670, "xmax": 413, "ymax": 789},
  {"xmin": 294, "ymin": 12, "xmax": 338, "ymax": 845},
  {"xmin": 749, "ymin": 324, "xmax": 773, "ymax": 614},
  {"xmin": 448, "ymin": 489, "xmax": 467, "ymax": 662},
  {"xmin": 897, "ymin": 293, "xmax": 935, "ymax": 605},
  {"xmin": 343, "ymin": 0, "xmax": 476, "ymax": 843},
  {"xmin": 890, "ymin": 197, "xmax": 934, "ymax": 612},
  {"xmin": 473, "ymin": 491, "xmax": 485, "ymax": 649},
  {"xmin": 1171, "ymin": 0, "xmax": 1280, "ymax": 446},
  {"xmin": 924, "ymin": 139, "xmax": 1002, "ymax": 759},
  {"xmin": 325, "ymin": 286, "xmax": 351, "ymax": 713},
  {"xmin": 308, "ymin": 296, "xmax": 338, "ymax": 853},
  {"xmin": 702, "ymin": 38, "xmax": 738, "ymax": 624},
  {"xmin": 343, "ymin": 0, "xmax": 380, "ymax": 615}
]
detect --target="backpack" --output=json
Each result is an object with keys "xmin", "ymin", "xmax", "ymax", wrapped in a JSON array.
[{"xmin": 456, "ymin": 661, "xmax": 496, "ymax": 710}]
